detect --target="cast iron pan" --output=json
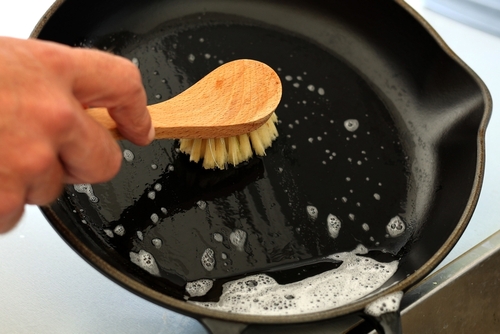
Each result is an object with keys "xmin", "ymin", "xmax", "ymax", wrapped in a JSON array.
[{"xmin": 34, "ymin": 0, "xmax": 491, "ymax": 332}]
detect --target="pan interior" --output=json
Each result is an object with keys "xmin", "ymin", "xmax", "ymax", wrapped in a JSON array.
[{"xmin": 60, "ymin": 14, "xmax": 409, "ymax": 309}]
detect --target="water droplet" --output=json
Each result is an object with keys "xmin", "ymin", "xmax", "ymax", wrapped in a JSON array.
[
  {"xmin": 123, "ymin": 149, "xmax": 134, "ymax": 162},
  {"xmin": 148, "ymin": 191, "xmax": 156, "ymax": 200},
  {"xmin": 204, "ymin": 53, "xmax": 211, "ymax": 59},
  {"xmin": 152, "ymin": 238, "xmax": 162, "ymax": 249},
  {"xmin": 344, "ymin": 119, "xmax": 359, "ymax": 132},
  {"xmin": 285, "ymin": 75, "xmax": 293, "ymax": 81},
  {"xmin": 150, "ymin": 213, "xmax": 159, "ymax": 223},
  {"xmin": 131, "ymin": 57, "xmax": 139, "ymax": 67},
  {"xmin": 188, "ymin": 54, "xmax": 195, "ymax": 63},
  {"xmin": 154, "ymin": 183, "xmax": 162, "ymax": 191},
  {"xmin": 318, "ymin": 87, "xmax": 325, "ymax": 95},
  {"xmin": 114, "ymin": 224, "xmax": 125, "ymax": 236},
  {"xmin": 307, "ymin": 84, "xmax": 315, "ymax": 92},
  {"xmin": 374, "ymin": 193, "xmax": 381, "ymax": 200},
  {"xmin": 306, "ymin": 206, "xmax": 318, "ymax": 220},
  {"xmin": 214, "ymin": 233, "xmax": 224, "ymax": 242},
  {"xmin": 362, "ymin": 223, "xmax": 370, "ymax": 231},
  {"xmin": 197, "ymin": 200, "xmax": 207, "ymax": 210}
]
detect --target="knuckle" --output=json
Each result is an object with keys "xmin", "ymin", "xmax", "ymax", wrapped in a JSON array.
[{"xmin": 21, "ymin": 144, "xmax": 57, "ymax": 178}]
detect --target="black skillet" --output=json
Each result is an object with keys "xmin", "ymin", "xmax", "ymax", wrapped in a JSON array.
[{"xmin": 34, "ymin": 0, "xmax": 491, "ymax": 333}]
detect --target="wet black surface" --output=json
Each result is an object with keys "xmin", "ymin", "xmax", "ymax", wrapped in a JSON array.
[{"xmin": 61, "ymin": 16, "xmax": 408, "ymax": 300}]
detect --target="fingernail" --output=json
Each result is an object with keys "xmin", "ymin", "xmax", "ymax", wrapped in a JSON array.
[{"xmin": 148, "ymin": 123, "xmax": 156, "ymax": 143}]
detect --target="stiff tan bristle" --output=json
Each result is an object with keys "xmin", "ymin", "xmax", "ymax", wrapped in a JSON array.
[{"xmin": 179, "ymin": 112, "xmax": 279, "ymax": 169}]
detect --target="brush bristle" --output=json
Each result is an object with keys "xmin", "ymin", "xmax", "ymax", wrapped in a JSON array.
[{"xmin": 179, "ymin": 112, "xmax": 279, "ymax": 169}]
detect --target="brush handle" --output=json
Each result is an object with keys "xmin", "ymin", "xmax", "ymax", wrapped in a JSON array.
[{"xmin": 86, "ymin": 59, "xmax": 282, "ymax": 140}]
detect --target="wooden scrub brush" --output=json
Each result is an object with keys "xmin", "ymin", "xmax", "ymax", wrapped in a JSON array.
[{"xmin": 86, "ymin": 59, "xmax": 282, "ymax": 169}]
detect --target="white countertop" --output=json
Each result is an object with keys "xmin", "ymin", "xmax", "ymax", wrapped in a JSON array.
[{"xmin": 0, "ymin": 1, "xmax": 499, "ymax": 333}]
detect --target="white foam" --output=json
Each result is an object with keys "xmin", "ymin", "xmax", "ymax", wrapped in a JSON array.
[
  {"xmin": 201, "ymin": 248, "xmax": 216, "ymax": 271},
  {"xmin": 230, "ymin": 229, "xmax": 247, "ymax": 252},
  {"xmin": 74, "ymin": 184, "xmax": 99, "ymax": 203},
  {"xmin": 136, "ymin": 231, "xmax": 144, "ymax": 241},
  {"xmin": 318, "ymin": 87, "xmax": 325, "ymax": 95},
  {"xmin": 374, "ymin": 193, "xmax": 381, "ymax": 200},
  {"xmin": 131, "ymin": 57, "xmax": 139, "ymax": 67},
  {"xmin": 189, "ymin": 245, "xmax": 398, "ymax": 315},
  {"xmin": 130, "ymin": 250, "xmax": 160, "ymax": 277},
  {"xmin": 362, "ymin": 223, "xmax": 370, "ymax": 231},
  {"xmin": 186, "ymin": 279, "xmax": 214, "ymax": 297},
  {"xmin": 307, "ymin": 84, "xmax": 315, "ymax": 92},
  {"xmin": 386, "ymin": 216, "xmax": 406, "ymax": 238},
  {"xmin": 327, "ymin": 214, "xmax": 341, "ymax": 239},
  {"xmin": 188, "ymin": 54, "xmax": 195, "ymax": 63},
  {"xmin": 150, "ymin": 213, "xmax": 159, "ymax": 223},
  {"xmin": 148, "ymin": 191, "xmax": 156, "ymax": 200},
  {"xmin": 103, "ymin": 229, "xmax": 114, "ymax": 238},
  {"xmin": 213, "ymin": 233, "xmax": 224, "ymax": 242},
  {"xmin": 154, "ymin": 183, "xmax": 162, "ymax": 191},
  {"xmin": 365, "ymin": 291, "xmax": 404, "ymax": 317},
  {"xmin": 114, "ymin": 225, "xmax": 125, "ymax": 236}
]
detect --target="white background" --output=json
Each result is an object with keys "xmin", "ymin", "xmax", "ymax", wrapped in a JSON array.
[{"xmin": 0, "ymin": 0, "xmax": 499, "ymax": 333}]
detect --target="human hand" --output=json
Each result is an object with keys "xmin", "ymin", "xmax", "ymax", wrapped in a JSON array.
[{"xmin": 0, "ymin": 37, "xmax": 153, "ymax": 233}]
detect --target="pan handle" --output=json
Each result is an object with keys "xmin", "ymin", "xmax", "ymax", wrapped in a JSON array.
[{"xmin": 200, "ymin": 317, "xmax": 248, "ymax": 334}]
